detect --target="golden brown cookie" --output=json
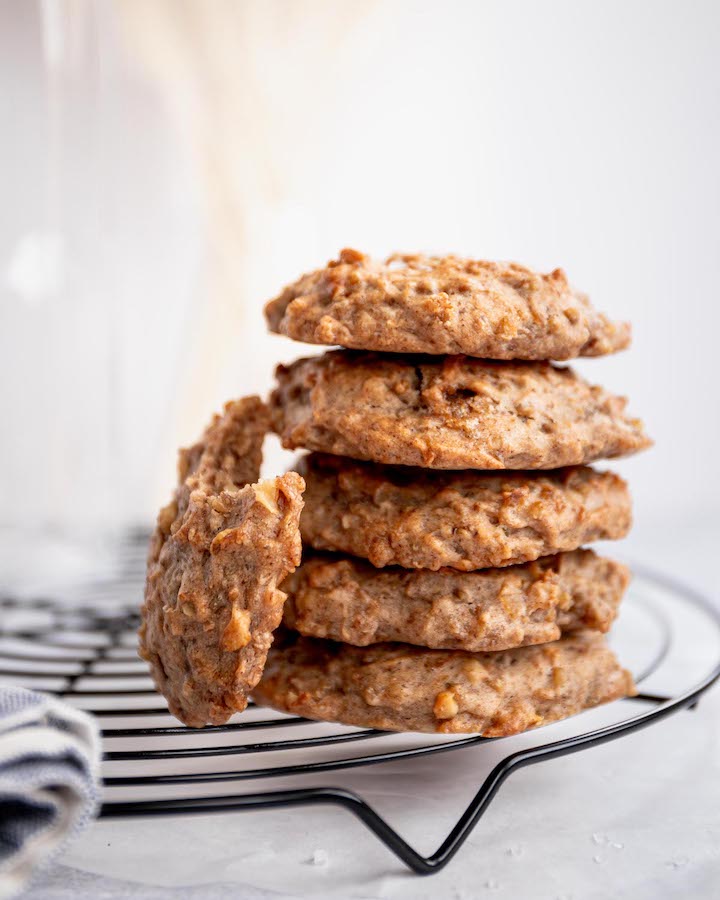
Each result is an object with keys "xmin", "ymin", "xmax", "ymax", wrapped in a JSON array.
[
  {"xmin": 270, "ymin": 352, "xmax": 651, "ymax": 470},
  {"xmin": 282, "ymin": 550, "xmax": 629, "ymax": 651},
  {"xmin": 253, "ymin": 630, "xmax": 636, "ymax": 735},
  {"xmin": 139, "ymin": 397, "xmax": 305, "ymax": 727},
  {"xmin": 297, "ymin": 454, "xmax": 631, "ymax": 570},
  {"xmin": 265, "ymin": 248, "xmax": 630, "ymax": 360}
]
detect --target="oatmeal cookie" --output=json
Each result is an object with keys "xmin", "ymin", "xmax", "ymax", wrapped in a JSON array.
[
  {"xmin": 253, "ymin": 630, "xmax": 635, "ymax": 735},
  {"xmin": 282, "ymin": 549, "xmax": 629, "ymax": 651},
  {"xmin": 270, "ymin": 352, "xmax": 651, "ymax": 470},
  {"xmin": 139, "ymin": 397, "xmax": 305, "ymax": 727},
  {"xmin": 298, "ymin": 454, "xmax": 631, "ymax": 570},
  {"xmin": 265, "ymin": 248, "xmax": 630, "ymax": 360}
]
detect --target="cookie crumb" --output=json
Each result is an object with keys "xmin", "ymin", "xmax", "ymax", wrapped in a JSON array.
[{"xmin": 309, "ymin": 849, "xmax": 329, "ymax": 866}]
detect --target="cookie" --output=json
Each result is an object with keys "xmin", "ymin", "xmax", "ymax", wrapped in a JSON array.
[
  {"xmin": 139, "ymin": 397, "xmax": 305, "ymax": 727},
  {"xmin": 253, "ymin": 630, "xmax": 636, "ymax": 735},
  {"xmin": 270, "ymin": 352, "xmax": 651, "ymax": 470},
  {"xmin": 265, "ymin": 248, "xmax": 630, "ymax": 360},
  {"xmin": 298, "ymin": 454, "xmax": 631, "ymax": 570},
  {"xmin": 282, "ymin": 550, "xmax": 629, "ymax": 651}
]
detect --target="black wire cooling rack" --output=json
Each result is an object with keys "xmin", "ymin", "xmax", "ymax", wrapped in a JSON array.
[{"xmin": 1, "ymin": 534, "xmax": 719, "ymax": 876}]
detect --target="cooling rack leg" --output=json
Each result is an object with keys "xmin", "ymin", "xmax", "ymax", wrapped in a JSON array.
[
  {"xmin": 351, "ymin": 683, "xmax": 719, "ymax": 873},
  {"xmin": 101, "ymin": 681, "xmax": 719, "ymax": 876},
  {"xmin": 102, "ymin": 789, "xmax": 437, "ymax": 874}
]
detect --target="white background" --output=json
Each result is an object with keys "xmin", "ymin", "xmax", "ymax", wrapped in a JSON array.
[{"xmin": 2, "ymin": 0, "xmax": 719, "ymax": 539}]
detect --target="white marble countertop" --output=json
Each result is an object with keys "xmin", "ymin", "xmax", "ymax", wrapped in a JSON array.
[{"xmin": 23, "ymin": 521, "xmax": 720, "ymax": 900}]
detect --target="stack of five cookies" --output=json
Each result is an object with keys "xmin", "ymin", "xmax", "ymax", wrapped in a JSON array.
[{"xmin": 254, "ymin": 249, "xmax": 650, "ymax": 735}]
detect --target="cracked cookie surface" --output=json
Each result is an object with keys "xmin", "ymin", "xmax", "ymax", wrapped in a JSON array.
[
  {"xmin": 297, "ymin": 453, "xmax": 632, "ymax": 570},
  {"xmin": 253, "ymin": 630, "xmax": 635, "ymax": 735},
  {"xmin": 270, "ymin": 352, "xmax": 651, "ymax": 470},
  {"xmin": 265, "ymin": 248, "xmax": 630, "ymax": 360},
  {"xmin": 282, "ymin": 549, "xmax": 630, "ymax": 651},
  {"xmin": 139, "ymin": 397, "xmax": 305, "ymax": 727}
]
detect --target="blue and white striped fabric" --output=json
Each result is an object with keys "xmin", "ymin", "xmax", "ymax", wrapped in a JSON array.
[{"xmin": 0, "ymin": 687, "xmax": 100, "ymax": 899}]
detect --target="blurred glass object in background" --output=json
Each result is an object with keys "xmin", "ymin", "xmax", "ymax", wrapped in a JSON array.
[{"xmin": 0, "ymin": 1, "xmax": 202, "ymax": 592}]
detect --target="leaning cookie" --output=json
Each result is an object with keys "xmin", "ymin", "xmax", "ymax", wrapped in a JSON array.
[
  {"xmin": 298, "ymin": 454, "xmax": 631, "ymax": 570},
  {"xmin": 265, "ymin": 248, "xmax": 630, "ymax": 360},
  {"xmin": 253, "ymin": 631, "xmax": 636, "ymax": 735},
  {"xmin": 282, "ymin": 550, "xmax": 630, "ymax": 652},
  {"xmin": 139, "ymin": 397, "xmax": 305, "ymax": 728},
  {"xmin": 271, "ymin": 352, "xmax": 651, "ymax": 470}
]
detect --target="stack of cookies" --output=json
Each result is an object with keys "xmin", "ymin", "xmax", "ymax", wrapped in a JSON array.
[{"xmin": 255, "ymin": 249, "xmax": 651, "ymax": 735}]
